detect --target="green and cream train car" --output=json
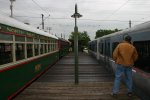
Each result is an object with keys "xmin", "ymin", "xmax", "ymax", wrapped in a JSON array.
[{"xmin": 0, "ymin": 14, "xmax": 59, "ymax": 100}]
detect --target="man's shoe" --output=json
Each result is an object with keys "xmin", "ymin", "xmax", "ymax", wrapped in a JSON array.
[
  {"xmin": 127, "ymin": 92, "xmax": 132, "ymax": 97},
  {"xmin": 111, "ymin": 93, "xmax": 117, "ymax": 97}
]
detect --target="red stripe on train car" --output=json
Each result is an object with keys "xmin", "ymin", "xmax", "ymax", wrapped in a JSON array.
[
  {"xmin": 7, "ymin": 59, "xmax": 59, "ymax": 100},
  {"xmin": 132, "ymin": 67, "xmax": 150, "ymax": 78}
]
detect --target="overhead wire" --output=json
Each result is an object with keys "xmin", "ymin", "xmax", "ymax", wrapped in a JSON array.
[
  {"xmin": 32, "ymin": 0, "xmax": 48, "ymax": 14},
  {"xmin": 1, "ymin": 0, "xmax": 150, "ymax": 33},
  {"xmin": 31, "ymin": 0, "xmax": 52, "ymax": 30},
  {"xmin": 14, "ymin": 15, "xmax": 145, "ymax": 23},
  {"xmin": 31, "ymin": 1, "xmax": 63, "ymax": 36},
  {"xmin": 104, "ymin": 0, "xmax": 130, "ymax": 20}
]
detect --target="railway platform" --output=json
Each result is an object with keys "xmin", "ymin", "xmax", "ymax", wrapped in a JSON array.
[{"xmin": 13, "ymin": 52, "xmax": 140, "ymax": 100}]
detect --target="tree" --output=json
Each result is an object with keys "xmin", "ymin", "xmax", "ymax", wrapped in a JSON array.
[
  {"xmin": 69, "ymin": 31, "xmax": 91, "ymax": 51},
  {"xmin": 95, "ymin": 28, "xmax": 120, "ymax": 39},
  {"xmin": 80, "ymin": 31, "xmax": 91, "ymax": 47}
]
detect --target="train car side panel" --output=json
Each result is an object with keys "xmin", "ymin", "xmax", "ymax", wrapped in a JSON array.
[{"xmin": 0, "ymin": 51, "xmax": 59, "ymax": 99}]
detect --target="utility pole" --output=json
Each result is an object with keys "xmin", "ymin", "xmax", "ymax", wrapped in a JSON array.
[
  {"xmin": 47, "ymin": 27, "xmax": 51, "ymax": 34},
  {"xmin": 129, "ymin": 20, "xmax": 131, "ymax": 28},
  {"xmin": 71, "ymin": 4, "xmax": 82, "ymax": 84},
  {"xmin": 10, "ymin": 0, "xmax": 16, "ymax": 17},
  {"xmin": 41, "ymin": 14, "xmax": 44, "ymax": 30},
  {"xmin": 61, "ymin": 33, "xmax": 62, "ymax": 38},
  {"xmin": 64, "ymin": 34, "xmax": 65, "ymax": 39}
]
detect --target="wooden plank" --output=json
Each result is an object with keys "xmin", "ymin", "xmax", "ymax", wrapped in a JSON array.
[{"xmin": 14, "ymin": 82, "xmax": 140, "ymax": 100}]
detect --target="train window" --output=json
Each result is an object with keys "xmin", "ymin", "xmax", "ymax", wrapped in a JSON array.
[
  {"xmin": 27, "ymin": 37, "xmax": 33, "ymax": 42},
  {"xmin": 40, "ymin": 39, "xmax": 44, "ymax": 43},
  {"xmin": 0, "ymin": 43, "xmax": 13, "ymax": 65},
  {"xmin": 0, "ymin": 33, "xmax": 13, "ymax": 41},
  {"xmin": 54, "ymin": 41, "xmax": 56, "ymax": 50},
  {"xmin": 48, "ymin": 44, "xmax": 50, "ymax": 52},
  {"xmin": 105, "ymin": 42, "xmax": 110, "ymax": 57},
  {"xmin": 56, "ymin": 41, "xmax": 58, "ymax": 50},
  {"xmin": 54, "ymin": 42, "xmax": 56, "ymax": 51},
  {"xmin": 16, "ymin": 43, "xmax": 25, "ymax": 61},
  {"xmin": 27, "ymin": 44, "xmax": 33, "ymax": 58},
  {"xmin": 34, "ymin": 44, "xmax": 39, "ymax": 56},
  {"xmin": 112, "ymin": 42, "xmax": 119, "ymax": 57},
  {"xmin": 53, "ymin": 42, "xmax": 54, "ymax": 51},
  {"xmin": 89, "ymin": 44, "xmax": 92, "ymax": 51},
  {"xmin": 54, "ymin": 40, "xmax": 55, "ymax": 50},
  {"xmin": 56, "ymin": 43, "xmax": 57, "ymax": 50},
  {"xmin": 94, "ymin": 41, "xmax": 97, "ymax": 52},
  {"xmin": 53, "ymin": 40, "xmax": 55, "ymax": 51},
  {"xmin": 51, "ymin": 43, "xmax": 53, "ymax": 51},
  {"xmin": 91, "ymin": 43, "xmax": 94, "ymax": 51},
  {"xmin": 40, "ymin": 44, "xmax": 44, "ymax": 54},
  {"xmin": 15, "ymin": 36, "xmax": 25, "ymax": 42},
  {"xmin": 112, "ymin": 42, "xmax": 119, "ymax": 52},
  {"xmin": 44, "ymin": 44, "xmax": 47, "ymax": 53},
  {"xmin": 34, "ymin": 38, "xmax": 39, "ymax": 43},
  {"xmin": 99, "ymin": 42, "xmax": 103, "ymax": 54},
  {"xmin": 101, "ymin": 43, "xmax": 103, "ymax": 54},
  {"xmin": 53, "ymin": 44, "xmax": 55, "ymax": 51},
  {"xmin": 51, "ymin": 44, "xmax": 53, "ymax": 51},
  {"xmin": 134, "ymin": 41, "xmax": 150, "ymax": 73},
  {"xmin": 50, "ymin": 40, "xmax": 53, "ymax": 51}
]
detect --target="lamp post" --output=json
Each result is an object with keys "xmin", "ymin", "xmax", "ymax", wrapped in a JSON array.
[
  {"xmin": 71, "ymin": 4, "xmax": 82, "ymax": 84},
  {"xmin": 10, "ymin": 0, "xmax": 16, "ymax": 17}
]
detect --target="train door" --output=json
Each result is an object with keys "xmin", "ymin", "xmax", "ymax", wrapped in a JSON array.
[
  {"xmin": 94, "ymin": 40, "xmax": 97, "ymax": 57},
  {"xmin": 97, "ymin": 39, "xmax": 100, "ymax": 60},
  {"xmin": 104, "ymin": 38, "xmax": 111, "ymax": 72}
]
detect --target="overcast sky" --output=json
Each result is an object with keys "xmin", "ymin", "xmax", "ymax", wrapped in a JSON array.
[{"xmin": 0, "ymin": 0, "xmax": 150, "ymax": 40}]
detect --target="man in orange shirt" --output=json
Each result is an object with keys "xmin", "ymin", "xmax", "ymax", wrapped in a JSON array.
[{"xmin": 112, "ymin": 34, "xmax": 138, "ymax": 97}]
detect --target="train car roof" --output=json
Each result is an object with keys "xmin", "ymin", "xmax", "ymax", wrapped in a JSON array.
[
  {"xmin": 95, "ymin": 21, "xmax": 150, "ymax": 40},
  {"xmin": 58, "ymin": 37, "xmax": 71, "ymax": 43},
  {"xmin": 127, "ymin": 21, "xmax": 150, "ymax": 33},
  {"xmin": 0, "ymin": 13, "xmax": 58, "ymax": 39}
]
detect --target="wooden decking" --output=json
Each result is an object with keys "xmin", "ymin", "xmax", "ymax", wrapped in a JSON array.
[{"xmin": 13, "ymin": 52, "xmax": 140, "ymax": 100}]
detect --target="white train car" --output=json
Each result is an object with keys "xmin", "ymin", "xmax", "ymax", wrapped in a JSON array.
[{"xmin": 89, "ymin": 21, "xmax": 150, "ymax": 100}]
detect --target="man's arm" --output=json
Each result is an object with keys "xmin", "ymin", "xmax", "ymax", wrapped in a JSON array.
[
  {"xmin": 113, "ymin": 45, "xmax": 119, "ymax": 62},
  {"xmin": 133, "ymin": 48, "xmax": 138, "ymax": 62}
]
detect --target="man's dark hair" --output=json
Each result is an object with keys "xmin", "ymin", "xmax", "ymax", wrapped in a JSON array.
[{"xmin": 123, "ymin": 34, "xmax": 132, "ymax": 42}]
